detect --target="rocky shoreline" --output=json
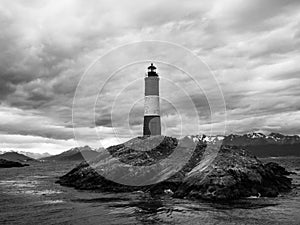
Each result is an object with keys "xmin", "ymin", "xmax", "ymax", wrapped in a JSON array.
[{"xmin": 57, "ymin": 136, "xmax": 293, "ymax": 201}]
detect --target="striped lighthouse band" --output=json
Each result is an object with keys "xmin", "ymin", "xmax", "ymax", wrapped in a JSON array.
[
  {"xmin": 145, "ymin": 76, "xmax": 159, "ymax": 96},
  {"xmin": 144, "ymin": 95, "xmax": 160, "ymax": 116}
]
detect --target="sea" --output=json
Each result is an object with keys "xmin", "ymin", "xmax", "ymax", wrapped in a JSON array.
[{"xmin": 0, "ymin": 157, "xmax": 299, "ymax": 225}]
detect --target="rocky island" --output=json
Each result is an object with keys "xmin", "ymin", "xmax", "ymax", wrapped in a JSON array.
[
  {"xmin": 0, "ymin": 158, "xmax": 29, "ymax": 168},
  {"xmin": 57, "ymin": 136, "xmax": 293, "ymax": 201}
]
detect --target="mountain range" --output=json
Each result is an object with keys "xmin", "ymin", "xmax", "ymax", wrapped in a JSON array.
[
  {"xmin": 1, "ymin": 132, "xmax": 299, "ymax": 163},
  {"xmin": 40, "ymin": 145, "xmax": 102, "ymax": 161},
  {"xmin": 0, "ymin": 150, "xmax": 51, "ymax": 159},
  {"xmin": 183, "ymin": 132, "xmax": 300, "ymax": 157}
]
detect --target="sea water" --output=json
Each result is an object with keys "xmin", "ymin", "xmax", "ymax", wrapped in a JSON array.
[{"xmin": 0, "ymin": 158, "xmax": 299, "ymax": 225}]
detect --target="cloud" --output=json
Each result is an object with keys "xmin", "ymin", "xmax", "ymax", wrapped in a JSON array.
[
  {"xmin": 207, "ymin": 0, "xmax": 300, "ymax": 33},
  {"xmin": 0, "ymin": 105, "xmax": 74, "ymax": 140},
  {"xmin": 0, "ymin": 0, "xmax": 299, "ymax": 153}
]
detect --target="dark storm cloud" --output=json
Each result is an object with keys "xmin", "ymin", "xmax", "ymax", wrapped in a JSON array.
[
  {"xmin": 0, "ymin": 77, "xmax": 15, "ymax": 99},
  {"xmin": 0, "ymin": 105, "xmax": 74, "ymax": 140},
  {"xmin": 95, "ymin": 117, "xmax": 113, "ymax": 127}
]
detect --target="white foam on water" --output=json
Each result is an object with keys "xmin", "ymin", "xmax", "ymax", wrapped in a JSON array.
[
  {"xmin": 23, "ymin": 189, "xmax": 62, "ymax": 195},
  {"xmin": 0, "ymin": 179, "xmax": 61, "ymax": 196},
  {"xmin": 0, "ymin": 180, "xmax": 38, "ymax": 188},
  {"xmin": 42, "ymin": 200, "xmax": 64, "ymax": 204}
]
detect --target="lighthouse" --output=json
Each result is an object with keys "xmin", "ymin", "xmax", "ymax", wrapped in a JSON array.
[{"xmin": 143, "ymin": 63, "xmax": 161, "ymax": 136}]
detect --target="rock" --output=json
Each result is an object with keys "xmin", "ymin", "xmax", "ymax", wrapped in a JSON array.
[
  {"xmin": 0, "ymin": 159, "xmax": 29, "ymax": 168},
  {"xmin": 174, "ymin": 145, "xmax": 292, "ymax": 200},
  {"xmin": 57, "ymin": 136, "xmax": 185, "ymax": 191},
  {"xmin": 57, "ymin": 136, "xmax": 292, "ymax": 201},
  {"xmin": 164, "ymin": 189, "xmax": 174, "ymax": 195},
  {"xmin": 264, "ymin": 162, "xmax": 292, "ymax": 175}
]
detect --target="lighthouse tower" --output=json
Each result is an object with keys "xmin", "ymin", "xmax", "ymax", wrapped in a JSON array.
[{"xmin": 143, "ymin": 63, "xmax": 161, "ymax": 136}]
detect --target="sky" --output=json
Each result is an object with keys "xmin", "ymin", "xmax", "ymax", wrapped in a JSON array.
[{"xmin": 0, "ymin": 0, "xmax": 300, "ymax": 154}]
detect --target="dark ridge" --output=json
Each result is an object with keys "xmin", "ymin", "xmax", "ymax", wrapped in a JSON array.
[{"xmin": 0, "ymin": 158, "xmax": 29, "ymax": 168}]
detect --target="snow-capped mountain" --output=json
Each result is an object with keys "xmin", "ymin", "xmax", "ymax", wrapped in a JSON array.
[
  {"xmin": 181, "ymin": 133, "xmax": 300, "ymax": 157},
  {"xmin": 223, "ymin": 132, "xmax": 300, "ymax": 146},
  {"xmin": 181, "ymin": 134, "xmax": 225, "ymax": 144},
  {"xmin": 182, "ymin": 132, "xmax": 300, "ymax": 145}
]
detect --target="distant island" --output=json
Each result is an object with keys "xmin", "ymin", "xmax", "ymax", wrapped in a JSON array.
[
  {"xmin": 0, "ymin": 152, "xmax": 36, "ymax": 168},
  {"xmin": 0, "ymin": 152, "xmax": 37, "ymax": 163},
  {"xmin": 0, "ymin": 158, "xmax": 29, "ymax": 168}
]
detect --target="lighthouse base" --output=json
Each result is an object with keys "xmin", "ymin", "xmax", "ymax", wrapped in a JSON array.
[{"xmin": 143, "ymin": 115, "xmax": 161, "ymax": 136}]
